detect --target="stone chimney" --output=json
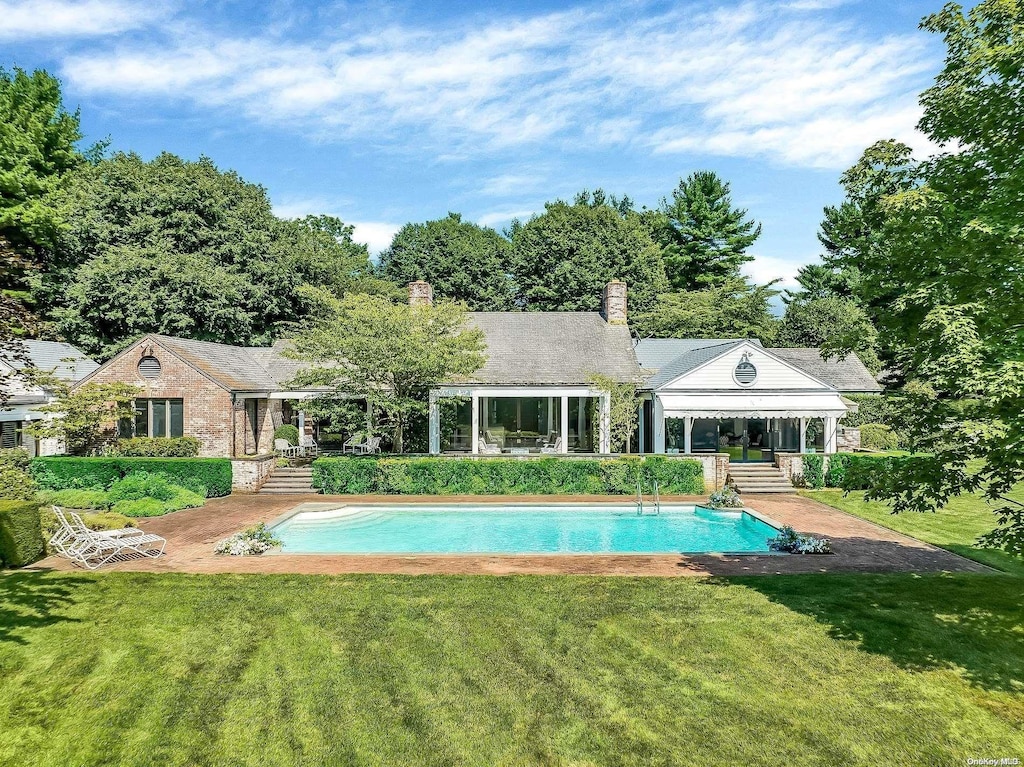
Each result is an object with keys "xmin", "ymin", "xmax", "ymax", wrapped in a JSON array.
[
  {"xmin": 408, "ymin": 280, "xmax": 433, "ymax": 306},
  {"xmin": 601, "ymin": 281, "xmax": 627, "ymax": 324}
]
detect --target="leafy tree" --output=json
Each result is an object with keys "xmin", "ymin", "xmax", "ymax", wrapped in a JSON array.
[
  {"xmin": 25, "ymin": 374, "xmax": 141, "ymax": 455},
  {"xmin": 377, "ymin": 213, "xmax": 513, "ymax": 310},
  {"xmin": 510, "ymin": 195, "xmax": 667, "ymax": 313},
  {"xmin": 41, "ymin": 153, "xmax": 377, "ymax": 356},
  {"xmin": 286, "ymin": 290, "xmax": 485, "ymax": 453},
  {"xmin": 633, "ymin": 279, "xmax": 780, "ymax": 343},
  {"xmin": 0, "ymin": 68, "xmax": 84, "ymax": 323},
  {"xmin": 834, "ymin": 0, "xmax": 1024, "ymax": 552},
  {"xmin": 647, "ymin": 172, "xmax": 761, "ymax": 291},
  {"xmin": 776, "ymin": 296, "xmax": 881, "ymax": 373},
  {"xmin": 588, "ymin": 374, "xmax": 642, "ymax": 454}
]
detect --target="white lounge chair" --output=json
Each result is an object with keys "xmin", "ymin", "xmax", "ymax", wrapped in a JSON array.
[
  {"xmin": 342, "ymin": 435, "xmax": 365, "ymax": 454},
  {"xmin": 357, "ymin": 436, "xmax": 382, "ymax": 455},
  {"xmin": 299, "ymin": 435, "xmax": 320, "ymax": 458},
  {"xmin": 275, "ymin": 438, "xmax": 303, "ymax": 458},
  {"xmin": 540, "ymin": 437, "xmax": 563, "ymax": 454},
  {"xmin": 51, "ymin": 506, "xmax": 166, "ymax": 570},
  {"xmin": 478, "ymin": 437, "xmax": 501, "ymax": 455}
]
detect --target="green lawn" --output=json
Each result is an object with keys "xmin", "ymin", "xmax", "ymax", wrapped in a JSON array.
[
  {"xmin": 1, "ymin": 572, "xmax": 1022, "ymax": 766},
  {"xmin": 801, "ymin": 488, "xmax": 1024, "ymax": 577}
]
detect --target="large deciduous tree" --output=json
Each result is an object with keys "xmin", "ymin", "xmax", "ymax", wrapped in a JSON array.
[
  {"xmin": 633, "ymin": 279, "xmax": 780, "ymax": 343},
  {"xmin": 837, "ymin": 0, "xmax": 1024, "ymax": 552},
  {"xmin": 377, "ymin": 213, "xmax": 513, "ymax": 310},
  {"xmin": 43, "ymin": 153, "xmax": 378, "ymax": 357},
  {"xmin": 647, "ymin": 172, "xmax": 761, "ymax": 291},
  {"xmin": 776, "ymin": 296, "xmax": 881, "ymax": 373},
  {"xmin": 510, "ymin": 192, "xmax": 667, "ymax": 313},
  {"xmin": 286, "ymin": 291, "xmax": 485, "ymax": 453},
  {"xmin": 0, "ymin": 68, "xmax": 84, "ymax": 323}
]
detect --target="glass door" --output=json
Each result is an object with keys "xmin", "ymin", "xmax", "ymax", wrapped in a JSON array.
[{"xmin": 743, "ymin": 418, "xmax": 773, "ymax": 462}]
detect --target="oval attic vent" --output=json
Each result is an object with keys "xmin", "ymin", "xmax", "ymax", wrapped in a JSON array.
[
  {"xmin": 734, "ymin": 357, "xmax": 757, "ymax": 386},
  {"xmin": 138, "ymin": 356, "xmax": 162, "ymax": 379}
]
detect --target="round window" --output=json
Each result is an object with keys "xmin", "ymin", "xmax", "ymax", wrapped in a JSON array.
[
  {"xmin": 138, "ymin": 356, "xmax": 162, "ymax": 379},
  {"xmin": 734, "ymin": 356, "xmax": 757, "ymax": 386}
]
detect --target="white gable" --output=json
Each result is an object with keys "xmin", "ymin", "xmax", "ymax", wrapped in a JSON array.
[{"xmin": 661, "ymin": 342, "xmax": 834, "ymax": 392}]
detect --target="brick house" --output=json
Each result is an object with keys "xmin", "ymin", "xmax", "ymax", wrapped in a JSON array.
[{"xmin": 75, "ymin": 335, "xmax": 320, "ymax": 458}]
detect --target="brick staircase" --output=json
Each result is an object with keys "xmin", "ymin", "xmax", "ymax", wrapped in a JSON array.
[
  {"xmin": 727, "ymin": 463, "xmax": 794, "ymax": 494},
  {"xmin": 259, "ymin": 466, "xmax": 315, "ymax": 495}
]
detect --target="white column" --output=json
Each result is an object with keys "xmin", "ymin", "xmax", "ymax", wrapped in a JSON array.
[
  {"xmin": 599, "ymin": 393, "xmax": 611, "ymax": 454},
  {"xmin": 428, "ymin": 391, "xmax": 440, "ymax": 455},
  {"xmin": 824, "ymin": 416, "xmax": 838, "ymax": 454},
  {"xmin": 799, "ymin": 417, "xmax": 807, "ymax": 454},
  {"xmin": 638, "ymin": 402, "xmax": 646, "ymax": 455},
  {"xmin": 471, "ymin": 392, "xmax": 480, "ymax": 454},
  {"xmin": 547, "ymin": 396, "xmax": 553, "ymax": 435},
  {"xmin": 560, "ymin": 395, "xmax": 569, "ymax": 454},
  {"xmin": 684, "ymin": 416, "xmax": 693, "ymax": 454},
  {"xmin": 298, "ymin": 409, "xmax": 306, "ymax": 436},
  {"xmin": 653, "ymin": 396, "xmax": 666, "ymax": 454}
]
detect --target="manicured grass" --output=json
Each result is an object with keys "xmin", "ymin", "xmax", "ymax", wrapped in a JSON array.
[
  {"xmin": 801, "ymin": 488, "xmax": 1024, "ymax": 577},
  {"xmin": 1, "ymin": 572, "xmax": 1022, "ymax": 766}
]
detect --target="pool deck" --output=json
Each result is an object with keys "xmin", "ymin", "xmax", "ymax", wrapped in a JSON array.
[{"xmin": 29, "ymin": 493, "xmax": 994, "ymax": 576}]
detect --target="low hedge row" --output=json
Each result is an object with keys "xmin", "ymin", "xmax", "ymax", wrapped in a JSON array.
[
  {"xmin": 0, "ymin": 500, "xmax": 45, "ymax": 568},
  {"xmin": 800, "ymin": 453, "xmax": 922, "ymax": 491},
  {"xmin": 29, "ymin": 457, "xmax": 233, "ymax": 498},
  {"xmin": 312, "ymin": 456, "xmax": 705, "ymax": 496},
  {"xmin": 111, "ymin": 437, "xmax": 201, "ymax": 457}
]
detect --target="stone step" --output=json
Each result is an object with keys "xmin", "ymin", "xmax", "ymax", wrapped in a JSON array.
[
  {"xmin": 737, "ymin": 486, "xmax": 795, "ymax": 494},
  {"xmin": 274, "ymin": 469, "xmax": 314, "ymax": 476},
  {"xmin": 259, "ymin": 487, "xmax": 317, "ymax": 495}
]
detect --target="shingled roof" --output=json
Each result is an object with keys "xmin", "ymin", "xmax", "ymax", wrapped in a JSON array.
[
  {"xmin": 767, "ymin": 348, "xmax": 881, "ymax": 393},
  {"xmin": 460, "ymin": 312, "xmax": 641, "ymax": 385},
  {"xmin": 3, "ymin": 341, "xmax": 99, "ymax": 382},
  {"xmin": 146, "ymin": 336, "xmax": 308, "ymax": 391}
]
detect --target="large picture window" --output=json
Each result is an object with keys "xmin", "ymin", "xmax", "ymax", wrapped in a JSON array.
[{"xmin": 122, "ymin": 398, "xmax": 184, "ymax": 438}]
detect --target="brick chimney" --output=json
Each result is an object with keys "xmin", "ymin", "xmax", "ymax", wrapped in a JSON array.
[
  {"xmin": 408, "ymin": 280, "xmax": 433, "ymax": 306},
  {"xmin": 601, "ymin": 281, "xmax": 627, "ymax": 324}
]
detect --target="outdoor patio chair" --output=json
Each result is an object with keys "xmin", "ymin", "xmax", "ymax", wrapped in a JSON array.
[
  {"xmin": 50, "ymin": 506, "xmax": 166, "ymax": 570},
  {"xmin": 300, "ymin": 435, "xmax": 320, "ymax": 458},
  {"xmin": 478, "ymin": 437, "xmax": 501, "ymax": 454},
  {"xmin": 342, "ymin": 434, "xmax": 365, "ymax": 454},
  {"xmin": 275, "ymin": 438, "xmax": 303, "ymax": 458},
  {"xmin": 540, "ymin": 437, "xmax": 563, "ymax": 454},
  {"xmin": 357, "ymin": 436, "xmax": 382, "ymax": 454}
]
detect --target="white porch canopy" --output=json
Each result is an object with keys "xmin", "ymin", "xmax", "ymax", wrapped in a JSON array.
[{"xmin": 658, "ymin": 392, "xmax": 850, "ymax": 419}]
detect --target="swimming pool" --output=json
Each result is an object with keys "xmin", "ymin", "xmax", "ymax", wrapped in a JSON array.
[{"xmin": 270, "ymin": 504, "xmax": 779, "ymax": 555}]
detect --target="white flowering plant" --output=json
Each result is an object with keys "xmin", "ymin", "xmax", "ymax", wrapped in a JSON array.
[
  {"xmin": 708, "ymin": 485, "xmax": 743, "ymax": 509},
  {"xmin": 215, "ymin": 523, "xmax": 282, "ymax": 556},
  {"xmin": 767, "ymin": 525, "xmax": 832, "ymax": 554}
]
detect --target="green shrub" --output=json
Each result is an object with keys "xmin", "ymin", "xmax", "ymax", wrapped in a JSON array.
[
  {"xmin": 108, "ymin": 472, "xmax": 177, "ymax": 503},
  {"xmin": 311, "ymin": 456, "xmax": 705, "ymax": 496},
  {"xmin": 274, "ymin": 425, "xmax": 300, "ymax": 446},
  {"xmin": 0, "ymin": 449, "xmax": 38, "ymax": 500},
  {"xmin": 802, "ymin": 454, "xmax": 825, "ymax": 489},
  {"xmin": 112, "ymin": 498, "xmax": 168, "ymax": 517},
  {"xmin": 859, "ymin": 423, "xmax": 900, "ymax": 452},
  {"xmin": 823, "ymin": 453, "xmax": 852, "ymax": 488},
  {"xmin": 30, "ymin": 457, "xmax": 232, "ymax": 497},
  {"xmin": 0, "ymin": 500, "xmax": 44, "ymax": 568},
  {"xmin": 113, "ymin": 437, "xmax": 201, "ymax": 457},
  {"xmin": 39, "ymin": 488, "xmax": 112, "ymax": 510},
  {"xmin": 842, "ymin": 394, "xmax": 893, "ymax": 428}
]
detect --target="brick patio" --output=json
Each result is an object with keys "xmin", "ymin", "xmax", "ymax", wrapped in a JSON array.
[{"xmin": 30, "ymin": 493, "xmax": 993, "ymax": 576}]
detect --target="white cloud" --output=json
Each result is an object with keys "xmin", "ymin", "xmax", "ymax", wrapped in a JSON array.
[
  {"xmin": 0, "ymin": 0, "xmax": 162, "ymax": 39},
  {"xmin": 350, "ymin": 221, "xmax": 401, "ymax": 255},
  {"xmin": 743, "ymin": 254, "xmax": 802, "ymax": 288},
  {"xmin": 59, "ymin": 1, "xmax": 936, "ymax": 169},
  {"xmin": 476, "ymin": 209, "xmax": 540, "ymax": 228}
]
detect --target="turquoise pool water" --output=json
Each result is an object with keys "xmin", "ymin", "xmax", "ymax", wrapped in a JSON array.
[{"xmin": 271, "ymin": 504, "xmax": 778, "ymax": 555}]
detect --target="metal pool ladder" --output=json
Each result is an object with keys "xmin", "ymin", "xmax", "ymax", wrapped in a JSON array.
[{"xmin": 636, "ymin": 479, "xmax": 661, "ymax": 515}]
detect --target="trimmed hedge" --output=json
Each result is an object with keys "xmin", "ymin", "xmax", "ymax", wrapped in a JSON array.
[
  {"xmin": 113, "ymin": 437, "xmax": 201, "ymax": 457},
  {"xmin": 312, "ymin": 456, "xmax": 705, "ymax": 496},
  {"xmin": 859, "ymin": 423, "xmax": 900, "ymax": 452},
  {"xmin": 30, "ymin": 457, "xmax": 233, "ymax": 498},
  {"xmin": 802, "ymin": 454, "xmax": 825, "ymax": 489},
  {"xmin": 274, "ymin": 425, "xmax": 300, "ymax": 446},
  {"xmin": 0, "ymin": 500, "xmax": 45, "ymax": 568}
]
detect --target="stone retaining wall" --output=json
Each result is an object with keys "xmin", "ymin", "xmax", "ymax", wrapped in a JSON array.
[{"xmin": 231, "ymin": 454, "xmax": 276, "ymax": 492}]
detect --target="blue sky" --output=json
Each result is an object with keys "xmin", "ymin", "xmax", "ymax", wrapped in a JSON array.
[{"xmin": 2, "ymin": 0, "xmax": 944, "ymax": 290}]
